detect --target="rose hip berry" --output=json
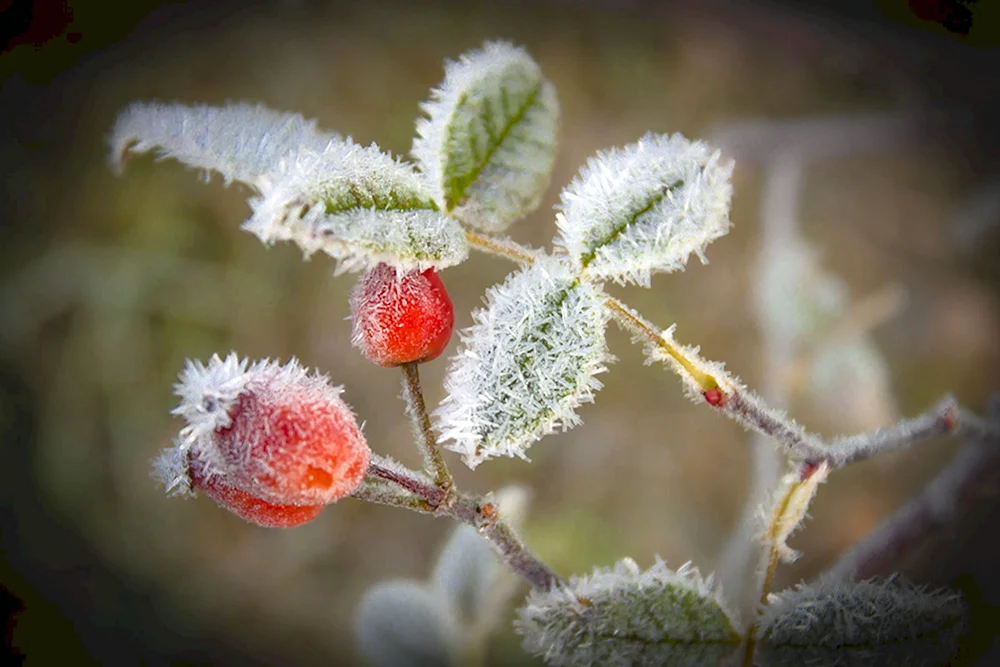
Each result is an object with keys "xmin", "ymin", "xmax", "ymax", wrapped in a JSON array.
[
  {"xmin": 157, "ymin": 354, "xmax": 371, "ymax": 527},
  {"xmin": 191, "ymin": 460, "xmax": 324, "ymax": 528},
  {"xmin": 350, "ymin": 263, "xmax": 454, "ymax": 367}
]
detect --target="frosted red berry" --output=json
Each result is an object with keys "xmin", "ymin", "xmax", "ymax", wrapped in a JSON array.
[
  {"xmin": 191, "ymin": 460, "xmax": 324, "ymax": 528},
  {"xmin": 350, "ymin": 263, "xmax": 454, "ymax": 367},
  {"xmin": 158, "ymin": 354, "xmax": 371, "ymax": 527},
  {"xmin": 213, "ymin": 382, "xmax": 370, "ymax": 506}
]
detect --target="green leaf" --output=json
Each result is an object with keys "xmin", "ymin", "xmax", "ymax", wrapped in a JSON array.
[
  {"xmin": 244, "ymin": 138, "xmax": 468, "ymax": 272},
  {"xmin": 555, "ymin": 133, "xmax": 733, "ymax": 286},
  {"xmin": 412, "ymin": 41, "xmax": 559, "ymax": 232},
  {"xmin": 435, "ymin": 259, "xmax": 611, "ymax": 469},
  {"xmin": 516, "ymin": 557, "xmax": 741, "ymax": 667},
  {"xmin": 759, "ymin": 577, "xmax": 964, "ymax": 667}
]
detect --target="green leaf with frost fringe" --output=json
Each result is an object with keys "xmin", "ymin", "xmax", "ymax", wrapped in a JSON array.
[
  {"xmin": 516, "ymin": 557, "xmax": 741, "ymax": 667},
  {"xmin": 242, "ymin": 136, "xmax": 468, "ymax": 273},
  {"xmin": 555, "ymin": 132, "xmax": 733, "ymax": 287},
  {"xmin": 435, "ymin": 258, "xmax": 611, "ymax": 469},
  {"xmin": 412, "ymin": 41, "xmax": 559, "ymax": 232},
  {"xmin": 758, "ymin": 577, "xmax": 964, "ymax": 667},
  {"xmin": 110, "ymin": 102, "xmax": 468, "ymax": 273}
]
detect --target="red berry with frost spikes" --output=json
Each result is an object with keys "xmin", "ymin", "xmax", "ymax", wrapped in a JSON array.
[
  {"xmin": 162, "ymin": 354, "xmax": 371, "ymax": 523},
  {"xmin": 191, "ymin": 457, "xmax": 324, "ymax": 527},
  {"xmin": 350, "ymin": 262, "xmax": 454, "ymax": 367}
]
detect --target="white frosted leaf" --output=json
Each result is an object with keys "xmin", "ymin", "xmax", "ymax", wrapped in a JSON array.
[
  {"xmin": 412, "ymin": 41, "xmax": 559, "ymax": 232},
  {"xmin": 244, "ymin": 138, "xmax": 468, "ymax": 272},
  {"xmin": 759, "ymin": 578, "xmax": 964, "ymax": 667},
  {"xmin": 516, "ymin": 557, "xmax": 741, "ymax": 667},
  {"xmin": 354, "ymin": 579, "xmax": 460, "ymax": 667},
  {"xmin": 109, "ymin": 102, "xmax": 336, "ymax": 187},
  {"xmin": 555, "ymin": 132, "xmax": 733, "ymax": 286},
  {"xmin": 435, "ymin": 259, "xmax": 612, "ymax": 468},
  {"xmin": 110, "ymin": 102, "xmax": 467, "ymax": 272}
]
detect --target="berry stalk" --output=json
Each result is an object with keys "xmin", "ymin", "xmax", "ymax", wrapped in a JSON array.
[{"xmin": 400, "ymin": 361, "xmax": 455, "ymax": 494}]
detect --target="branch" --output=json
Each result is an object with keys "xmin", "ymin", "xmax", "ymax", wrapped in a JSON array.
[
  {"xmin": 360, "ymin": 458, "xmax": 563, "ymax": 591},
  {"xmin": 819, "ymin": 396, "xmax": 959, "ymax": 470},
  {"xmin": 824, "ymin": 409, "xmax": 1000, "ymax": 582},
  {"xmin": 399, "ymin": 362, "xmax": 455, "ymax": 493}
]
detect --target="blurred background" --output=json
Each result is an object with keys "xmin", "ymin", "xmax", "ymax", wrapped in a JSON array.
[{"xmin": 2, "ymin": 0, "xmax": 999, "ymax": 664}]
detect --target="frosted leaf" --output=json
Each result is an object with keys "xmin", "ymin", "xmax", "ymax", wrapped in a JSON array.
[
  {"xmin": 555, "ymin": 132, "xmax": 733, "ymax": 286},
  {"xmin": 516, "ymin": 557, "xmax": 741, "ymax": 667},
  {"xmin": 109, "ymin": 102, "xmax": 336, "ymax": 187},
  {"xmin": 766, "ymin": 461, "xmax": 829, "ymax": 564},
  {"xmin": 435, "ymin": 258, "xmax": 612, "ymax": 468},
  {"xmin": 759, "ymin": 578, "xmax": 964, "ymax": 667},
  {"xmin": 354, "ymin": 579, "xmax": 460, "ymax": 667},
  {"xmin": 244, "ymin": 138, "xmax": 468, "ymax": 272},
  {"xmin": 412, "ymin": 41, "xmax": 559, "ymax": 232}
]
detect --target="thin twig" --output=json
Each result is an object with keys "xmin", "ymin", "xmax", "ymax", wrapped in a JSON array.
[
  {"xmin": 465, "ymin": 229, "xmax": 543, "ymax": 265},
  {"xmin": 399, "ymin": 362, "xmax": 455, "ymax": 494},
  {"xmin": 819, "ymin": 396, "xmax": 959, "ymax": 470},
  {"xmin": 361, "ymin": 458, "xmax": 563, "ymax": 591},
  {"xmin": 824, "ymin": 411, "xmax": 1000, "ymax": 582}
]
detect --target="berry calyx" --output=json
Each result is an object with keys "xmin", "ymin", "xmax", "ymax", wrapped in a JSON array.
[
  {"xmin": 156, "ymin": 354, "xmax": 371, "ymax": 527},
  {"xmin": 350, "ymin": 263, "xmax": 454, "ymax": 367}
]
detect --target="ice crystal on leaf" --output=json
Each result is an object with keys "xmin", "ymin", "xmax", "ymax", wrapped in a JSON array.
[
  {"xmin": 758, "ymin": 577, "xmax": 964, "ymax": 667},
  {"xmin": 110, "ymin": 102, "xmax": 468, "ymax": 273},
  {"xmin": 435, "ymin": 258, "xmax": 611, "ymax": 468},
  {"xmin": 412, "ymin": 40, "xmax": 559, "ymax": 232},
  {"xmin": 516, "ymin": 557, "xmax": 740, "ymax": 667},
  {"xmin": 555, "ymin": 132, "xmax": 733, "ymax": 286}
]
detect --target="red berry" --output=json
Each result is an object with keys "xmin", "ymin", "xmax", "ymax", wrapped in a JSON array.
[
  {"xmin": 191, "ymin": 460, "xmax": 324, "ymax": 528},
  {"xmin": 214, "ymin": 382, "xmax": 370, "ymax": 506},
  {"xmin": 350, "ymin": 263, "xmax": 454, "ymax": 367},
  {"xmin": 162, "ymin": 354, "xmax": 371, "ymax": 527}
]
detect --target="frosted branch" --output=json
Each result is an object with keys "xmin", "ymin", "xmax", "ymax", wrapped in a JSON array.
[
  {"xmin": 824, "ymin": 409, "xmax": 1000, "ymax": 582},
  {"xmin": 820, "ymin": 396, "xmax": 959, "ymax": 469},
  {"xmin": 361, "ymin": 458, "xmax": 561, "ymax": 591}
]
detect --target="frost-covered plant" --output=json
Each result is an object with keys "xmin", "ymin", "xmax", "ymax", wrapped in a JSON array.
[{"xmin": 110, "ymin": 41, "xmax": 999, "ymax": 666}]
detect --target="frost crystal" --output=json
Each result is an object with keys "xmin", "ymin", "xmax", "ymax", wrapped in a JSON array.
[
  {"xmin": 516, "ymin": 557, "xmax": 740, "ymax": 667},
  {"xmin": 759, "ymin": 577, "xmax": 964, "ymax": 667},
  {"xmin": 435, "ymin": 259, "xmax": 611, "ymax": 468},
  {"xmin": 412, "ymin": 41, "xmax": 559, "ymax": 232},
  {"xmin": 109, "ymin": 102, "xmax": 336, "ymax": 187},
  {"xmin": 555, "ymin": 132, "xmax": 733, "ymax": 286}
]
